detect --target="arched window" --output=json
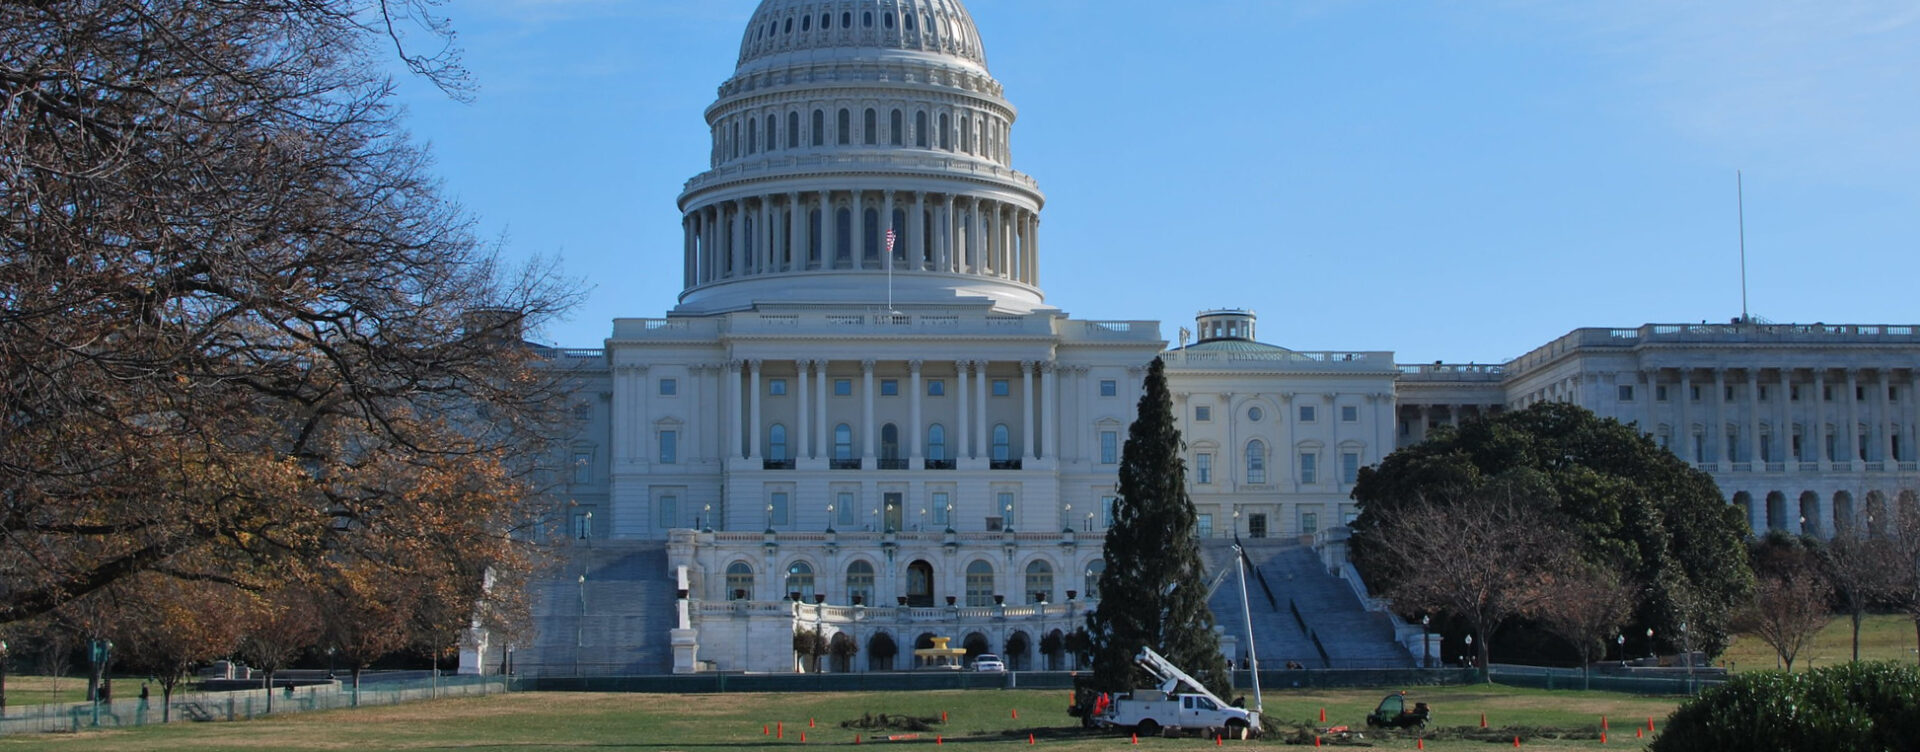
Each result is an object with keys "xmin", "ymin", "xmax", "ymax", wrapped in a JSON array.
[
  {"xmin": 834, "ymin": 423, "xmax": 853, "ymax": 460},
  {"xmin": 785, "ymin": 17, "xmax": 793, "ymax": 34},
  {"xmin": 842, "ymin": 11, "xmax": 852, "ymax": 29},
  {"xmin": 837, "ymin": 109, "xmax": 851, "ymax": 145},
  {"xmin": 960, "ymin": 117, "xmax": 971, "ymax": 154},
  {"xmin": 992, "ymin": 424, "xmax": 1011, "ymax": 462},
  {"xmin": 769, "ymin": 424, "xmax": 788, "ymax": 461},
  {"xmin": 864, "ymin": 108, "xmax": 878, "ymax": 145},
  {"xmin": 915, "ymin": 111, "xmax": 929, "ymax": 148},
  {"xmin": 765, "ymin": 114, "xmax": 777, "ymax": 151},
  {"xmin": 884, "ymin": 11, "xmax": 894, "ymax": 29},
  {"xmin": 726, "ymin": 561, "xmax": 754, "ymax": 601},
  {"xmin": 812, "ymin": 110, "xmax": 825, "ymax": 146},
  {"xmin": 802, "ymin": 14, "xmax": 810, "ymax": 31},
  {"xmin": 862, "ymin": 207, "xmax": 880, "ymax": 263},
  {"xmin": 863, "ymin": 10, "xmax": 873, "ymax": 28},
  {"xmin": 835, "ymin": 208, "xmax": 853, "ymax": 262},
  {"xmin": 881, "ymin": 423, "xmax": 900, "ymax": 460},
  {"xmin": 891, "ymin": 208, "xmax": 909, "ymax": 259},
  {"xmin": 846, "ymin": 561, "xmax": 875, "ymax": 605},
  {"xmin": 890, "ymin": 109, "xmax": 904, "ymax": 146},
  {"xmin": 787, "ymin": 112, "xmax": 800, "ymax": 148},
  {"xmin": 1025, "ymin": 561, "xmax": 1054, "ymax": 604},
  {"xmin": 939, "ymin": 113, "xmax": 951, "ymax": 150},
  {"xmin": 965, "ymin": 560, "xmax": 995, "ymax": 607},
  {"xmin": 785, "ymin": 561, "xmax": 815, "ymax": 600},
  {"xmin": 905, "ymin": 13, "xmax": 915, "ymax": 31},
  {"xmin": 1084, "ymin": 560, "xmax": 1105, "ymax": 601},
  {"xmin": 927, "ymin": 424, "xmax": 947, "ymax": 460},
  {"xmin": 746, "ymin": 118, "xmax": 757, "ymax": 154},
  {"xmin": 1246, "ymin": 440, "xmax": 1267, "ymax": 484},
  {"xmin": 730, "ymin": 120, "xmax": 740, "ymax": 158}
]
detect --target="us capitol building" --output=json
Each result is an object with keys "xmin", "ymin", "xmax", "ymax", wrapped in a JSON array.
[{"xmin": 478, "ymin": 0, "xmax": 1920, "ymax": 677}]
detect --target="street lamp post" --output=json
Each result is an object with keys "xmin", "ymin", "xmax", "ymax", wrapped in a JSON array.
[
  {"xmin": 1646, "ymin": 628, "xmax": 1655, "ymax": 661},
  {"xmin": 326, "ymin": 647, "xmax": 336, "ymax": 680},
  {"xmin": 575, "ymin": 574, "xmax": 587, "ymax": 676},
  {"xmin": 1616, "ymin": 634, "xmax": 1625, "ymax": 663},
  {"xmin": 701, "ymin": 503, "xmax": 713, "ymax": 532},
  {"xmin": 1421, "ymin": 616, "xmax": 1431, "ymax": 669},
  {"xmin": 1464, "ymin": 634, "xmax": 1476, "ymax": 678},
  {"xmin": 1, "ymin": 639, "xmax": 9, "ymax": 718}
]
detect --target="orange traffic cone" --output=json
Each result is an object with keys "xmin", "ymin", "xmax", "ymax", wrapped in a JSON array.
[
  {"xmin": 1320, "ymin": 707, "xmax": 1327, "ymax": 722},
  {"xmin": 1481, "ymin": 713, "xmax": 1489, "ymax": 728},
  {"xmin": 856, "ymin": 735, "xmax": 862, "ymax": 745},
  {"xmin": 801, "ymin": 732, "xmax": 807, "ymax": 743},
  {"xmin": 1012, "ymin": 709, "xmax": 1019, "ymax": 720},
  {"xmin": 1315, "ymin": 736, "xmax": 1322, "ymax": 748},
  {"xmin": 1602, "ymin": 716, "xmax": 1609, "ymax": 730},
  {"xmin": 1647, "ymin": 718, "xmax": 1655, "ymax": 731},
  {"xmin": 1602, "ymin": 731, "xmax": 1608, "ymax": 744},
  {"xmin": 809, "ymin": 718, "xmax": 816, "ymax": 728},
  {"xmin": 777, "ymin": 722, "xmax": 784, "ymax": 739},
  {"xmin": 1417, "ymin": 739, "xmax": 1425, "ymax": 750},
  {"xmin": 1217, "ymin": 734, "xmax": 1223, "ymax": 746},
  {"xmin": 1131, "ymin": 732, "xmax": 1138, "ymax": 744},
  {"xmin": 1513, "ymin": 736, "xmax": 1521, "ymax": 747},
  {"xmin": 1028, "ymin": 734, "xmax": 1035, "ymax": 745},
  {"xmin": 1637, "ymin": 729, "xmax": 1644, "ymax": 739},
  {"xmin": 763, "ymin": 724, "xmax": 769, "ymax": 736},
  {"xmin": 937, "ymin": 736, "xmax": 943, "ymax": 745},
  {"xmin": 941, "ymin": 711, "xmax": 948, "ymax": 723}
]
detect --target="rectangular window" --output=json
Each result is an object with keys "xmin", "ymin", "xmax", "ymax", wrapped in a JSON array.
[
  {"xmin": 659, "ymin": 378, "xmax": 678, "ymax": 396},
  {"xmin": 658, "ymin": 494, "xmax": 678, "ymax": 528},
  {"xmin": 1791, "ymin": 385, "xmax": 1801, "ymax": 401},
  {"xmin": 1341, "ymin": 405, "xmax": 1359, "ymax": 422},
  {"xmin": 658, "ymin": 431, "xmax": 678, "ymax": 464},
  {"xmin": 1100, "ymin": 431, "xmax": 1118, "ymax": 464},
  {"xmin": 837, "ymin": 491, "xmax": 856, "ymax": 526},
  {"xmin": 1195, "ymin": 453, "xmax": 1213, "ymax": 484},
  {"xmin": 1196, "ymin": 514, "xmax": 1213, "ymax": 539},
  {"xmin": 1761, "ymin": 435, "xmax": 1773, "ymax": 463},
  {"xmin": 1826, "ymin": 433, "xmax": 1837, "ymax": 461},
  {"xmin": 1101, "ymin": 495, "xmax": 1116, "ymax": 527},
  {"xmin": 1341, "ymin": 451, "xmax": 1361, "ymax": 484},
  {"xmin": 1099, "ymin": 379, "xmax": 1118, "ymax": 397},
  {"xmin": 1618, "ymin": 385, "xmax": 1635, "ymax": 401},
  {"xmin": 1301, "ymin": 511, "xmax": 1318, "ymax": 535},
  {"xmin": 834, "ymin": 378, "xmax": 853, "ymax": 396},
  {"xmin": 997, "ymin": 492, "xmax": 1016, "ymax": 523},
  {"xmin": 573, "ymin": 511, "xmax": 593, "ymax": 539},
  {"xmin": 1892, "ymin": 387, "xmax": 1901, "ymax": 403},
  {"xmin": 880, "ymin": 379, "xmax": 899, "ymax": 396},
  {"xmin": 771, "ymin": 492, "xmax": 791, "ymax": 526},
  {"xmin": 1758, "ymin": 385, "xmax": 1769, "ymax": 402},
  {"xmin": 1194, "ymin": 405, "xmax": 1211, "ymax": 422},
  {"xmin": 1299, "ymin": 405, "xmax": 1317, "ymax": 422},
  {"xmin": 927, "ymin": 379, "xmax": 946, "ymax": 396},
  {"xmin": 1725, "ymin": 386, "xmax": 1736, "ymax": 401},
  {"xmin": 1857, "ymin": 386, "xmax": 1867, "ymax": 401},
  {"xmin": 1691, "ymin": 386, "xmax": 1701, "ymax": 401},
  {"xmin": 992, "ymin": 379, "xmax": 1010, "ymax": 397},
  {"xmin": 1299, "ymin": 453, "xmax": 1318, "ymax": 485},
  {"xmin": 1656, "ymin": 385, "xmax": 1669, "ymax": 402},
  {"xmin": 931, "ymin": 492, "xmax": 950, "ymax": 526},
  {"xmin": 768, "ymin": 378, "xmax": 788, "ymax": 396},
  {"xmin": 572, "ymin": 451, "xmax": 592, "ymax": 483},
  {"xmin": 1824, "ymin": 386, "xmax": 1834, "ymax": 402}
]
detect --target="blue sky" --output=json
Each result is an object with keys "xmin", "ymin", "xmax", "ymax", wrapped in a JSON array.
[{"xmin": 389, "ymin": 0, "xmax": 1920, "ymax": 364}]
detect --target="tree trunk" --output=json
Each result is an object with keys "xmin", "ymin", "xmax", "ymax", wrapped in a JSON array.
[
  {"xmin": 352, "ymin": 667, "xmax": 362, "ymax": 708},
  {"xmin": 161, "ymin": 682, "xmax": 174, "ymax": 723},
  {"xmin": 264, "ymin": 669, "xmax": 274, "ymax": 714},
  {"xmin": 1852, "ymin": 609, "xmax": 1863, "ymax": 663}
]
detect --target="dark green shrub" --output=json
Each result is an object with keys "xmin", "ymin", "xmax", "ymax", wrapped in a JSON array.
[{"xmin": 1653, "ymin": 662, "xmax": 1920, "ymax": 752}]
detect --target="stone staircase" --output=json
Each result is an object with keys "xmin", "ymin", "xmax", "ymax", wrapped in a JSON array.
[
  {"xmin": 1204, "ymin": 540, "xmax": 1412, "ymax": 669},
  {"xmin": 522, "ymin": 542, "xmax": 678, "ymax": 676}
]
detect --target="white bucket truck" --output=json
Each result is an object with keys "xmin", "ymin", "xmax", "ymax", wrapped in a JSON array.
[{"xmin": 1090, "ymin": 647, "xmax": 1259, "ymax": 738}]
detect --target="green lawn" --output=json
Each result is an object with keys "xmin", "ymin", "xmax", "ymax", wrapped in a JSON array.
[
  {"xmin": 1, "ymin": 676, "xmax": 90, "ymax": 708},
  {"xmin": 0, "ymin": 686, "xmax": 1683, "ymax": 751},
  {"xmin": 1717, "ymin": 612, "xmax": 1920, "ymax": 672}
]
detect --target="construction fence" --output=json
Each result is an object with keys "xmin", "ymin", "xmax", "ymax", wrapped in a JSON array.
[{"xmin": 0, "ymin": 674, "xmax": 508, "ymax": 736}]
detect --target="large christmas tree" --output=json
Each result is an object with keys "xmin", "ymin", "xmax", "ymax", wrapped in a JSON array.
[{"xmin": 1085, "ymin": 357, "xmax": 1231, "ymax": 697}]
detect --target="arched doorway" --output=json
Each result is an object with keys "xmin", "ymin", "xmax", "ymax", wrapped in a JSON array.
[
  {"xmin": 1796, "ymin": 492, "xmax": 1822, "ymax": 537},
  {"xmin": 845, "ymin": 560, "xmax": 875, "ymax": 606},
  {"xmin": 1042, "ymin": 629, "xmax": 1066, "ymax": 670},
  {"xmin": 965, "ymin": 560, "xmax": 995, "ymax": 607},
  {"xmin": 1005, "ymin": 631, "xmax": 1032, "ymax": 671},
  {"xmin": 1835, "ymin": 491, "xmax": 1856, "ymax": 533},
  {"xmin": 868, "ymin": 632, "xmax": 898, "ymax": 672},
  {"xmin": 1866, "ymin": 491, "xmax": 1890, "ymax": 536},
  {"xmin": 1024, "ymin": 560, "xmax": 1054, "ymax": 604},
  {"xmin": 905, "ymin": 560, "xmax": 935, "ymax": 607},
  {"xmin": 829, "ymin": 632, "xmax": 859, "ymax": 674},
  {"xmin": 962, "ymin": 632, "xmax": 990, "ymax": 661}
]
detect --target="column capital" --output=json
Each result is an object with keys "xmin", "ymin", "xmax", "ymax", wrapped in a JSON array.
[
  {"xmin": 726, "ymin": 359, "xmax": 743, "ymax": 372},
  {"xmin": 1020, "ymin": 360, "xmax": 1037, "ymax": 373},
  {"xmin": 1126, "ymin": 366, "xmax": 1146, "ymax": 378},
  {"xmin": 907, "ymin": 359, "xmax": 924, "ymax": 373},
  {"xmin": 1038, "ymin": 361, "xmax": 1056, "ymax": 375},
  {"xmin": 955, "ymin": 359, "xmax": 971, "ymax": 373},
  {"xmin": 748, "ymin": 358, "xmax": 764, "ymax": 371}
]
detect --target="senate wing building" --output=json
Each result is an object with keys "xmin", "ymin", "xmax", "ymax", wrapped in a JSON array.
[{"xmin": 474, "ymin": 0, "xmax": 1920, "ymax": 677}]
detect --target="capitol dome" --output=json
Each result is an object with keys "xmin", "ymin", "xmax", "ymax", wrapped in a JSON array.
[{"xmin": 673, "ymin": 0, "xmax": 1047, "ymax": 315}]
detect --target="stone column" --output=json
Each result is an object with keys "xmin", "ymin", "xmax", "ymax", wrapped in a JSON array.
[
  {"xmin": 913, "ymin": 192, "xmax": 928, "ymax": 269},
  {"xmin": 819, "ymin": 189, "xmax": 835, "ymax": 266},
  {"xmin": 725, "ymin": 360, "xmax": 743, "ymax": 460},
  {"xmin": 974, "ymin": 360, "xmax": 990, "ymax": 459},
  {"xmin": 1641, "ymin": 370, "xmax": 1658, "ymax": 440},
  {"xmin": 757, "ymin": 197, "xmax": 771, "ymax": 273},
  {"xmin": 1815, "ymin": 370, "xmax": 1830, "ymax": 470},
  {"xmin": 956, "ymin": 360, "xmax": 971, "ymax": 460},
  {"xmin": 682, "ymin": 214, "xmax": 695, "ymax": 288},
  {"xmin": 853, "ymin": 190, "xmax": 867, "ymax": 266},
  {"xmin": 816, "ymin": 360, "xmax": 831, "ymax": 459},
  {"xmin": 941, "ymin": 194, "xmax": 956, "ymax": 272},
  {"xmin": 1042, "ymin": 362, "xmax": 1059, "ymax": 460},
  {"xmin": 1678, "ymin": 370, "xmax": 1694, "ymax": 463},
  {"xmin": 1846, "ymin": 370, "xmax": 1861, "ymax": 467},
  {"xmin": 730, "ymin": 201, "xmax": 745, "ymax": 277},
  {"xmin": 797, "ymin": 359, "xmax": 812, "ymax": 459},
  {"xmin": 1029, "ymin": 214, "xmax": 1041, "ymax": 287},
  {"xmin": 1908, "ymin": 371, "xmax": 1920, "ymax": 463},
  {"xmin": 1778, "ymin": 369, "xmax": 1793, "ymax": 462},
  {"xmin": 1746, "ymin": 369, "xmax": 1761, "ymax": 464},
  {"xmin": 909, "ymin": 360, "xmax": 924, "ymax": 462},
  {"xmin": 1711, "ymin": 369, "xmax": 1728, "ymax": 467},
  {"xmin": 788, "ymin": 191, "xmax": 804, "ymax": 270},
  {"xmin": 1021, "ymin": 360, "xmax": 1036, "ymax": 461},
  {"xmin": 861, "ymin": 359, "xmax": 876, "ymax": 461},
  {"xmin": 1879, "ymin": 370, "xmax": 1895, "ymax": 464},
  {"xmin": 748, "ymin": 359, "xmax": 764, "ymax": 460},
  {"xmin": 986, "ymin": 202, "xmax": 1002, "ymax": 276}
]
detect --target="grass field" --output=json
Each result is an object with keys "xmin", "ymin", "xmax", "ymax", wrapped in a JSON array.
[
  {"xmin": 0, "ymin": 676, "xmax": 89, "ymax": 708},
  {"xmin": 1718, "ymin": 612, "xmax": 1919, "ymax": 672},
  {"xmin": 0, "ymin": 686, "xmax": 1684, "ymax": 751}
]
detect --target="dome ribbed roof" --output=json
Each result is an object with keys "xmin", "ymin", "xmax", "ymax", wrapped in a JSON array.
[{"xmin": 737, "ymin": 0, "xmax": 987, "ymax": 71}]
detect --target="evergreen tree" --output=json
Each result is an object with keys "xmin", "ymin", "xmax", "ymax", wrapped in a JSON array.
[{"xmin": 1086, "ymin": 358, "xmax": 1231, "ymax": 697}]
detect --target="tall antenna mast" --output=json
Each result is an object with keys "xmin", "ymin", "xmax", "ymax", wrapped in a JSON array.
[{"xmin": 1738, "ymin": 170, "xmax": 1749, "ymax": 324}]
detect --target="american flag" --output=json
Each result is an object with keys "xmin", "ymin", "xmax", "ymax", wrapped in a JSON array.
[{"xmin": 885, "ymin": 227, "xmax": 896, "ymax": 255}]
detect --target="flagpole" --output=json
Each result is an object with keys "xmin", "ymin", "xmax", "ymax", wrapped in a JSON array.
[{"xmin": 885, "ymin": 226, "xmax": 899, "ymax": 315}]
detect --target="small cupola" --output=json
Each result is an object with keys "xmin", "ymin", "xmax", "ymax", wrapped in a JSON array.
[{"xmin": 1194, "ymin": 309, "xmax": 1257, "ymax": 343}]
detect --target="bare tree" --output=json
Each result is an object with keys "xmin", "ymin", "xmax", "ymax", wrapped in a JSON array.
[
  {"xmin": 235, "ymin": 588, "xmax": 324, "ymax": 714},
  {"xmin": 1895, "ymin": 492, "xmax": 1920, "ymax": 663},
  {"xmin": 1364, "ymin": 490, "xmax": 1575, "ymax": 676},
  {"xmin": 1739, "ymin": 569, "xmax": 1833, "ymax": 672},
  {"xmin": 1821, "ymin": 527, "xmax": 1901, "ymax": 663},
  {"xmin": 1534, "ymin": 561, "xmax": 1637, "ymax": 688},
  {"xmin": 0, "ymin": 1, "xmax": 578, "ymax": 629},
  {"xmin": 106, "ymin": 575, "xmax": 247, "ymax": 722}
]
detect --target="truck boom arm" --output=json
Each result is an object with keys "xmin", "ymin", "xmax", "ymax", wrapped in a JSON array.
[{"xmin": 1134, "ymin": 646, "xmax": 1230, "ymax": 708}]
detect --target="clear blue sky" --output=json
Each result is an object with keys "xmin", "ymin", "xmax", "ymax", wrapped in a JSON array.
[{"xmin": 389, "ymin": 1, "xmax": 1920, "ymax": 364}]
